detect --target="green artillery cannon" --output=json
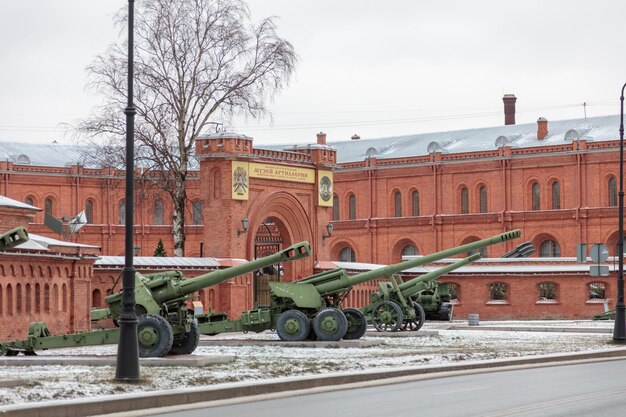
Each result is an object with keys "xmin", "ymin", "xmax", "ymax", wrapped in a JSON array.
[
  {"xmin": 0, "ymin": 226, "xmax": 29, "ymax": 251},
  {"xmin": 362, "ymin": 230, "xmax": 521, "ymax": 334},
  {"xmin": 364, "ymin": 254, "xmax": 480, "ymax": 333},
  {"xmin": 197, "ymin": 230, "xmax": 520, "ymax": 342},
  {"xmin": 413, "ymin": 239, "xmax": 536, "ymax": 322},
  {"xmin": 0, "ymin": 241, "xmax": 311, "ymax": 357}
]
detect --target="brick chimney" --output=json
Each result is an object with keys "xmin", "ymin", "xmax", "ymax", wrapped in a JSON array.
[
  {"xmin": 316, "ymin": 131, "xmax": 327, "ymax": 145},
  {"xmin": 502, "ymin": 94, "xmax": 517, "ymax": 125},
  {"xmin": 537, "ymin": 117, "xmax": 548, "ymax": 140},
  {"xmin": 351, "ymin": 134, "xmax": 360, "ymax": 140}
]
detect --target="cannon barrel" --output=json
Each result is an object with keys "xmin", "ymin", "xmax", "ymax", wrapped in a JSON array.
[
  {"xmin": 0, "ymin": 226, "xmax": 29, "ymax": 251},
  {"xmin": 398, "ymin": 253, "xmax": 480, "ymax": 298},
  {"xmin": 311, "ymin": 230, "xmax": 519, "ymax": 295},
  {"xmin": 176, "ymin": 241, "xmax": 311, "ymax": 296}
]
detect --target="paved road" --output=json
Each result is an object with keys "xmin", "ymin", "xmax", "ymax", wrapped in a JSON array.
[{"xmin": 148, "ymin": 359, "xmax": 626, "ymax": 417}]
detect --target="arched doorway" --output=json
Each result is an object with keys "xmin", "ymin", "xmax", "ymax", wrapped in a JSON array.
[{"xmin": 253, "ymin": 218, "xmax": 283, "ymax": 307}]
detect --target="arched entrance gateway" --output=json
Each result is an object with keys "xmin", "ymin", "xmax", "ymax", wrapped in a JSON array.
[
  {"xmin": 194, "ymin": 132, "xmax": 335, "ymax": 315},
  {"xmin": 253, "ymin": 218, "xmax": 282, "ymax": 306},
  {"xmin": 244, "ymin": 190, "xmax": 315, "ymax": 282}
]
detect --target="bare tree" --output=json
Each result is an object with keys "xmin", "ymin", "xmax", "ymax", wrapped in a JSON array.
[{"xmin": 78, "ymin": 0, "xmax": 297, "ymax": 256}]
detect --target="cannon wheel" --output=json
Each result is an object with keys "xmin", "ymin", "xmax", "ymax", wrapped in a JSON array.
[
  {"xmin": 371, "ymin": 301, "xmax": 404, "ymax": 332},
  {"xmin": 276, "ymin": 309, "xmax": 310, "ymax": 341},
  {"xmin": 439, "ymin": 302, "xmax": 453, "ymax": 321},
  {"xmin": 313, "ymin": 308, "xmax": 348, "ymax": 341},
  {"xmin": 342, "ymin": 308, "xmax": 367, "ymax": 340},
  {"xmin": 402, "ymin": 302, "xmax": 425, "ymax": 331},
  {"xmin": 137, "ymin": 314, "xmax": 174, "ymax": 358},
  {"xmin": 169, "ymin": 320, "xmax": 200, "ymax": 355}
]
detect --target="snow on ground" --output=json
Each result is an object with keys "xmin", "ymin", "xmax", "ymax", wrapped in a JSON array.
[{"xmin": 0, "ymin": 321, "xmax": 620, "ymax": 407}]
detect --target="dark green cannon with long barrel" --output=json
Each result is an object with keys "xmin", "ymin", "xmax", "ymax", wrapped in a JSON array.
[
  {"xmin": 197, "ymin": 230, "xmax": 520, "ymax": 342},
  {"xmin": 363, "ymin": 254, "xmax": 480, "ymax": 333},
  {"xmin": 362, "ymin": 230, "xmax": 521, "ymax": 332},
  {"xmin": 360, "ymin": 230, "xmax": 521, "ymax": 334},
  {"xmin": 0, "ymin": 241, "xmax": 311, "ymax": 357},
  {"xmin": 0, "ymin": 226, "xmax": 29, "ymax": 251}
]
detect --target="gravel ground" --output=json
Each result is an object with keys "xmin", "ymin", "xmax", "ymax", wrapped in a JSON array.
[{"xmin": 0, "ymin": 320, "xmax": 621, "ymax": 407}]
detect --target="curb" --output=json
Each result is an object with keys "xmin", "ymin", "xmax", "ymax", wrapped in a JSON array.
[
  {"xmin": 198, "ymin": 338, "xmax": 383, "ymax": 348},
  {"xmin": 449, "ymin": 325, "xmax": 612, "ymax": 334},
  {"xmin": 0, "ymin": 355, "xmax": 234, "ymax": 368},
  {"xmin": 2, "ymin": 347, "xmax": 626, "ymax": 417}
]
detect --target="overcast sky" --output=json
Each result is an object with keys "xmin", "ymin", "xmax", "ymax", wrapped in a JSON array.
[{"xmin": 0, "ymin": 0, "xmax": 624, "ymax": 146}]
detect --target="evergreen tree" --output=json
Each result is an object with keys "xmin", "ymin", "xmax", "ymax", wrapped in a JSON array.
[{"xmin": 153, "ymin": 239, "xmax": 167, "ymax": 257}]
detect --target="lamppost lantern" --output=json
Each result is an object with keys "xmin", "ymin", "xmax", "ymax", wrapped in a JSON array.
[
  {"xmin": 238, "ymin": 217, "xmax": 250, "ymax": 236},
  {"xmin": 613, "ymin": 82, "xmax": 626, "ymax": 342},
  {"xmin": 323, "ymin": 222, "xmax": 334, "ymax": 240}
]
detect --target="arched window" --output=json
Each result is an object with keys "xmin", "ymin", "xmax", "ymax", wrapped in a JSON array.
[
  {"xmin": 44, "ymin": 284, "xmax": 50, "ymax": 313},
  {"xmin": 339, "ymin": 247, "xmax": 356, "ymax": 262},
  {"xmin": 539, "ymin": 240, "xmax": 561, "ymax": 257},
  {"xmin": 85, "ymin": 199, "xmax": 94, "ymax": 224},
  {"xmin": 189, "ymin": 200, "xmax": 201, "ymax": 225},
  {"xmin": 332, "ymin": 195, "xmax": 340, "ymax": 221},
  {"xmin": 489, "ymin": 282, "xmax": 508, "ymax": 302},
  {"xmin": 394, "ymin": 191, "xmax": 402, "ymax": 217},
  {"xmin": 52, "ymin": 284, "xmax": 59, "ymax": 312},
  {"xmin": 401, "ymin": 245, "xmax": 419, "ymax": 258},
  {"xmin": 460, "ymin": 187, "xmax": 469, "ymax": 214},
  {"xmin": 538, "ymin": 282, "xmax": 557, "ymax": 301},
  {"xmin": 6, "ymin": 284, "xmax": 12, "ymax": 316},
  {"xmin": 154, "ymin": 199, "xmax": 164, "ymax": 225},
  {"xmin": 25, "ymin": 197, "xmax": 34, "ymax": 206},
  {"xmin": 412, "ymin": 191, "xmax": 419, "ymax": 216},
  {"xmin": 35, "ymin": 283, "xmax": 41, "ymax": 313},
  {"xmin": 588, "ymin": 282, "xmax": 606, "ymax": 300},
  {"xmin": 532, "ymin": 182, "xmax": 540, "ymax": 211},
  {"xmin": 62, "ymin": 284, "xmax": 68, "ymax": 313},
  {"xmin": 16, "ymin": 284, "xmax": 22, "ymax": 313},
  {"xmin": 118, "ymin": 200, "xmax": 126, "ymax": 225},
  {"xmin": 348, "ymin": 194, "xmax": 356, "ymax": 220},
  {"xmin": 551, "ymin": 181, "xmax": 561, "ymax": 209},
  {"xmin": 479, "ymin": 186, "xmax": 488, "ymax": 213},
  {"xmin": 45, "ymin": 198, "xmax": 53, "ymax": 215},
  {"xmin": 609, "ymin": 176, "xmax": 617, "ymax": 207},
  {"xmin": 92, "ymin": 289, "xmax": 102, "ymax": 308},
  {"xmin": 25, "ymin": 284, "xmax": 32, "ymax": 313},
  {"xmin": 0, "ymin": 285, "xmax": 3, "ymax": 316},
  {"xmin": 468, "ymin": 246, "xmax": 488, "ymax": 257}
]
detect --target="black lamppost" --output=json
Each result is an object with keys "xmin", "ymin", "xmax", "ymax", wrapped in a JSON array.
[
  {"xmin": 115, "ymin": 0, "xmax": 140, "ymax": 379},
  {"xmin": 614, "ymin": 83, "xmax": 626, "ymax": 342}
]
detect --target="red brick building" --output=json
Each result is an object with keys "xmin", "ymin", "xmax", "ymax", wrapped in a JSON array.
[
  {"xmin": 325, "ymin": 258, "xmax": 612, "ymax": 320},
  {"xmin": 0, "ymin": 97, "xmax": 622, "ymax": 322},
  {"xmin": 0, "ymin": 196, "xmax": 99, "ymax": 339}
]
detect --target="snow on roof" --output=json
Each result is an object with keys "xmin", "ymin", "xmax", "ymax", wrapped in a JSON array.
[
  {"xmin": 0, "ymin": 115, "xmax": 617, "ymax": 169},
  {"xmin": 316, "ymin": 259, "xmax": 611, "ymax": 274},
  {"xmin": 0, "ymin": 195, "xmax": 40, "ymax": 211},
  {"xmin": 25, "ymin": 233, "xmax": 99, "ymax": 249},
  {"xmin": 260, "ymin": 114, "xmax": 619, "ymax": 164},
  {"xmin": 95, "ymin": 256, "xmax": 248, "ymax": 269},
  {"xmin": 0, "ymin": 142, "xmax": 89, "ymax": 168},
  {"xmin": 0, "ymin": 142, "xmax": 200, "ymax": 170}
]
